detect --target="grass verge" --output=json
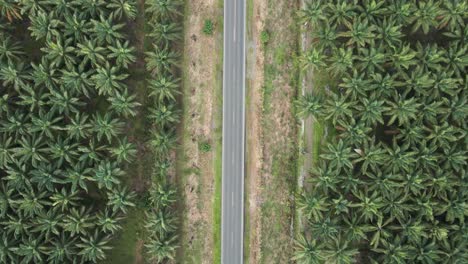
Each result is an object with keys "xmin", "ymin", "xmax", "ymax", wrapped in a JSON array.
[{"xmin": 213, "ymin": 1, "xmax": 224, "ymax": 262}]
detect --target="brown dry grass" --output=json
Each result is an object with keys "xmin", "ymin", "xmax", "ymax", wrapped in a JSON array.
[
  {"xmin": 247, "ymin": 0, "xmax": 300, "ymax": 263},
  {"xmin": 246, "ymin": 0, "xmax": 267, "ymax": 262},
  {"xmin": 177, "ymin": 0, "xmax": 222, "ymax": 263}
]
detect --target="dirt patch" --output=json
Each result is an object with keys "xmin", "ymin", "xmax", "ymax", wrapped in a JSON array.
[
  {"xmin": 133, "ymin": 240, "xmax": 145, "ymax": 264},
  {"xmin": 177, "ymin": 0, "xmax": 222, "ymax": 263}
]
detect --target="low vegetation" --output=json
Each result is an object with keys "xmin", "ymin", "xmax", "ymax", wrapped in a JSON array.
[{"xmin": 295, "ymin": 0, "xmax": 467, "ymax": 263}]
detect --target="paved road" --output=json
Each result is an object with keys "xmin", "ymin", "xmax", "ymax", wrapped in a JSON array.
[{"xmin": 221, "ymin": 0, "xmax": 245, "ymax": 263}]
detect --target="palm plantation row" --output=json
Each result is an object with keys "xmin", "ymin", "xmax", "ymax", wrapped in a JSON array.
[
  {"xmin": 0, "ymin": 0, "xmax": 143, "ymax": 263},
  {"xmin": 142, "ymin": 0, "xmax": 185, "ymax": 262},
  {"xmin": 295, "ymin": 0, "xmax": 467, "ymax": 263}
]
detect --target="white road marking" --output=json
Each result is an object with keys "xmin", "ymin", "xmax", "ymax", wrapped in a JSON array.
[
  {"xmin": 233, "ymin": 0, "xmax": 237, "ymax": 42},
  {"xmin": 232, "ymin": 192, "xmax": 234, "ymax": 206}
]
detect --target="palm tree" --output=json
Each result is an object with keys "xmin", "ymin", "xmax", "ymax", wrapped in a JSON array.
[
  {"xmin": 107, "ymin": 186, "xmax": 136, "ymax": 213},
  {"xmin": 92, "ymin": 112, "xmax": 124, "ymax": 143},
  {"xmin": 91, "ymin": 14, "xmax": 125, "ymax": 45},
  {"xmin": 109, "ymin": 137, "xmax": 137, "ymax": 163},
  {"xmin": 384, "ymin": 140, "xmax": 417, "ymax": 174},
  {"xmin": 146, "ymin": 0, "xmax": 183, "ymax": 21},
  {"xmin": 107, "ymin": 0, "xmax": 137, "ymax": 20},
  {"xmin": 145, "ymin": 234, "xmax": 178, "ymax": 263},
  {"xmin": 381, "ymin": 190, "xmax": 413, "ymax": 222},
  {"xmin": 76, "ymin": 39, "xmax": 107, "ymax": 67},
  {"xmin": 14, "ymin": 187, "xmax": 50, "ymax": 217},
  {"xmin": 357, "ymin": 0, "xmax": 387, "ymax": 23},
  {"xmin": 0, "ymin": 62, "xmax": 30, "ymax": 90},
  {"xmin": 62, "ymin": 206, "xmax": 95, "ymax": 236},
  {"xmin": 439, "ymin": 0, "xmax": 467, "ymax": 30},
  {"xmin": 149, "ymin": 184, "xmax": 177, "ymax": 209},
  {"xmin": 323, "ymin": 92, "xmax": 355, "ymax": 125},
  {"xmin": 390, "ymin": 44, "xmax": 417, "ymax": 72},
  {"xmin": 148, "ymin": 75, "xmax": 181, "ymax": 102},
  {"xmin": 108, "ymin": 40, "xmax": 136, "ymax": 69},
  {"xmin": 17, "ymin": 85, "xmax": 49, "ymax": 112},
  {"xmin": 327, "ymin": 47, "xmax": 354, "ymax": 76},
  {"xmin": 336, "ymin": 118, "xmax": 372, "ymax": 146},
  {"xmin": 412, "ymin": 0, "xmax": 441, "ymax": 34},
  {"xmin": 31, "ymin": 58, "xmax": 58, "ymax": 89},
  {"xmin": 50, "ymin": 187, "xmax": 81, "ymax": 212},
  {"xmin": 292, "ymin": 234, "xmax": 325, "ymax": 264},
  {"xmin": 30, "ymin": 110, "xmax": 62, "ymax": 139},
  {"xmin": 327, "ymin": 0, "xmax": 356, "ymax": 28},
  {"xmin": 309, "ymin": 161, "xmax": 340, "ymax": 195},
  {"xmin": 148, "ymin": 103, "xmax": 181, "ymax": 129},
  {"xmin": 353, "ymin": 139, "xmax": 387, "ymax": 173},
  {"xmin": 445, "ymin": 44, "xmax": 468, "ymax": 78},
  {"xmin": 340, "ymin": 18, "xmax": 376, "ymax": 48},
  {"xmin": 357, "ymin": 46, "xmax": 386, "ymax": 73},
  {"xmin": 97, "ymin": 208, "xmax": 123, "ymax": 234},
  {"xmin": 32, "ymin": 209, "xmax": 61, "ymax": 239},
  {"xmin": 149, "ymin": 129, "xmax": 177, "ymax": 157},
  {"xmin": 78, "ymin": 139, "xmax": 106, "ymax": 165},
  {"xmin": 41, "ymin": 36, "xmax": 76, "ymax": 68},
  {"xmin": 299, "ymin": 0, "xmax": 327, "ymax": 28},
  {"xmin": 299, "ymin": 48, "xmax": 327, "ymax": 72},
  {"xmin": 296, "ymin": 192, "xmax": 328, "ymax": 221},
  {"xmin": 385, "ymin": 93, "xmax": 421, "ymax": 126},
  {"xmin": 350, "ymin": 190, "xmax": 384, "ymax": 222},
  {"xmin": 108, "ymin": 88, "xmax": 141, "ymax": 117},
  {"xmin": 66, "ymin": 112, "xmax": 92, "ymax": 140},
  {"xmin": 355, "ymin": 97, "xmax": 386, "ymax": 126},
  {"xmin": 14, "ymin": 236, "xmax": 45, "ymax": 264},
  {"xmin": 0, "ymin": 135, "xmax": 13, "ymax": 168},
  {"xmin": 313, "ymin": 23, "xmax": 338, "ymax": 51},
  {"xmin": 342, "ymin": 213, "xmax": 367, "ymax": 242},
  {"xmin": 61, "ymin": 64, "xmax": 94, "ymax": 97},
  {"xmin": 28, "ymin": 11, "xmax": 60, "ymax": 41},
  {"xmin": 92, "ymin": 160, "xmax": 124, "ymax": 190},
  {"xmin": 324, "ymin": 236, "xmax": 359, "ymax": 264},
  {"xmin": 375, "ymin": 18, "xmax": 404, "ymax": 49},
  {"xmin": 150, "ymin": 22, "xmax": 183, "ymax": 45},
  {"xmin": 92, "ymin": 62, "xmax": 129, "ymax": 96},
  {"xmin": 365, "ymin": 216, "xmax": 393, "ymax": 249},
  {"xmin": 63, "ymin": 13, "xmax": 92, "ymax": 43},
  {"xmin": 339, "ymin": 70, "xmax": 371, "ymax": 100},
  {"xmin": 0, "ymin": 0, "xmax": 21, "ymax": 22},
  {"xmin": 13, "ymin": 134, "xmax": 48, "ymax": 168},
  {"xmin": 77, "ymin": 231, "xmax": 112, "ymax": 263},
  {"xmin": 0, "ymin": 233, "xmax": 16, "ymax": 263},
  {"xmin": 65, "ymin": 161, "xmax": 92, "ymax": 192},
  {"xmin": 307, "ymin": 218, "xmax": 335, "ymax": 242},
  {"xmin": 0, "ymin": 37, "xmax": 23, "ymax": 64},
  {"xmin": 145, "ymin": 209, "xmax": 177, "ymax": 235},
  {"xmin": 387, "ymin": 0, "xmax": 414, "ymax": 26},
  {"xmin": 295, "ymin": 93, "xmax": 324, "ymax": 120},
  {"xmin": 45, "ymin": 233, "xmax": 77, "ymax": 264},
  {"xmin": 76, "ymin": 0, "xmax": 108, "ymax": 19},
  {"xmin": 48, "ymin": 87, "xmax": 85, "ymax": 115},
  {"xmin": 48, "ymin": 137, "xmax": 79, "ymax": 167},
  {"xmin": 416, "ymin": 43, "xmax": 447, "ymax": 72},
  {"xmin": 145, "ymin": 45, "xmax": 180, "ymax": 75},
  {"xmin": 372, "ymin": 236, "xmax": 412, "ymax": 263}
]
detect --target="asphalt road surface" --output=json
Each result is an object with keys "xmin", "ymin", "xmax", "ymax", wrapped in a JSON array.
[{"xmin": 221, "ymin": 0, "xmax": 245, "ymax": 263}]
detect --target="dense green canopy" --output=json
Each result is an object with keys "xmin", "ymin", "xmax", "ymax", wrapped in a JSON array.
[{"xmin": 296, "ymin": 0, "xmax": 467, "ymax": 263}]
